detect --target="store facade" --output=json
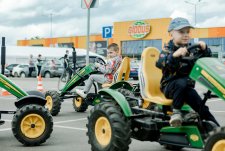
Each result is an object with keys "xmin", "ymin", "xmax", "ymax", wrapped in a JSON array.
[{"xmin": 17, "ymin": 18, "xmax": 225, "ymax": 60}]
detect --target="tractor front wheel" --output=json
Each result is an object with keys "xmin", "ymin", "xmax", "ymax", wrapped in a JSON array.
[
  {"xmin": 45, "ymin": 90, "xmax": 62, "ymax": 116},
  {"xmin": 87, "ymin": 102, "xmax": 131, "ymax": 151},
  {"xmin": 11, "ymin": 104, "xmax": 53, "ymax": 146},
  {"xmin": 72, "ymin": 96, "xmax": 88, "ymax": 112},
  {"xmin": 204, "ymin": 127, "xmax": 225, "ymax": 151}
]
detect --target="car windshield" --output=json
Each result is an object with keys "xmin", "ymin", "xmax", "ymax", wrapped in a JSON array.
[{"xmin": 44, "ymin": 59, "xmax": 63, "ymax": 67}]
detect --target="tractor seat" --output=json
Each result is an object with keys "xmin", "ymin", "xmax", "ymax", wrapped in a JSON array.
[
  {"xmin": 102, "ymin": 57, "xmax": 130, "ymax": 88},
  {"xmin": 139, "ymin": 47, "xmax": 172, "ymax": 106}
]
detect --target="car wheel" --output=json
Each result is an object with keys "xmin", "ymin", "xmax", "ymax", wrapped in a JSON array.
[
  {"xmin": 44, "ymin": 72, "xmax": 52, "ymax": 78},
  {"xmin": 14, "ymin": 72, "xmax": 18, "ymax": 77},
  {"xmin": 20, "ymin": 72, "xmax": 26, "ymax": 78}
]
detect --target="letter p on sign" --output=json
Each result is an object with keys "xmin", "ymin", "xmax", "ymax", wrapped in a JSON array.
[{"xmin": 102, "ymin": 26, "xmax": 113, "ymax": 38}]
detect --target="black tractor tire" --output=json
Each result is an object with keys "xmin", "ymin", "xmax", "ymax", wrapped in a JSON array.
[
  {"xmin": 45, "ymin": 90, "xmax": 62, "ymax": 116},
  {"xmin": 204, "ymin": 127, "xmax": 225, "ymax": 151},
  {"xmin": 87, "ymin": 102, "xmax": 131, "ymax": 151},
  {"xmin": 11, "ymin": 104, "xmax": 53, "ymax": 146},
  {"xmin": 72, "ymin": 97, "xmax": 88, "ymax": 112}
]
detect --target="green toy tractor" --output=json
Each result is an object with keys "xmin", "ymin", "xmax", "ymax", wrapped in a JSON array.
[
  {"xmin": 0, "ymin": 74, "xmax": 53, "ymax": 146},
  {"xmin": 45, "ymin": 51, "xmax": 131, "ymax": 116},
  {"xmin": 86, "ymin": 45, "xmax": 225, "ymax": 151}
]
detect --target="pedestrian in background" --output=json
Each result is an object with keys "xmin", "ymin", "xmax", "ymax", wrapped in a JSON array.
[
  {"xmin": 36, "ymin": 54, "xmax": 43, "ymax": 77},
  {"xmin": 28, "ymin": 54, "xmax": 35, "ymax": 77}
]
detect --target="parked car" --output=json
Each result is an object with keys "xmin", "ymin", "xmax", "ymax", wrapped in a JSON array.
[
  {"xmin": 0, "ymin": 67, "xmax": 10, "ymax": 77},
  {"xmin": 6, "ymin": 63, "xmax": 19, "ymax": 76},
  {"xmin": 12, "ymin": 59, "xmax": 64, "ymax": 78},
  {"xmin": 130, "ymin": 61, "xmax": 139, "ymax": 80},
  {"xmin": 12, "ymin": 64, "xmax": 30, "ymax": 78},
  {"xmin": 40, "ymin": 59, "xmax": 64, "ymax": 78},
  {"xmin": 59, "ymin": 55, "xmax": 106, "ymax": 69}
]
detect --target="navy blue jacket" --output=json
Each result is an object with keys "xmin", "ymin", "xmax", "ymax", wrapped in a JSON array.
[{"xmin": 156, "ymin": 40, "xmax": 211, "ymax": 90}]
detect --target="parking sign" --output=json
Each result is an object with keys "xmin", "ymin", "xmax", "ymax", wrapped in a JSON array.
[{"xmin": 102, "ymin": 26, "xmax": 113, "ymax": 38}]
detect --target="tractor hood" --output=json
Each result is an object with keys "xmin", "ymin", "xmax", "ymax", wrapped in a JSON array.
[{"xmin": 190, "ymin": 58, "xmax": 225, "ymax": 100}]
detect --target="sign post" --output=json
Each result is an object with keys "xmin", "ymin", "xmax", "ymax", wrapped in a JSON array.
[
  {"xmin": 102, "ymin": 26, "xmax": 113, "ymax": 48},
  {"xmin": 81, "ymin": 0, "xmax": 98, "ymax": 65}
]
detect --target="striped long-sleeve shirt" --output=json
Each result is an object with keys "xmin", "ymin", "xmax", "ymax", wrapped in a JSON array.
[{"xmin": 98, "ymin": 56, "xmax": 122, "ymax": 83}]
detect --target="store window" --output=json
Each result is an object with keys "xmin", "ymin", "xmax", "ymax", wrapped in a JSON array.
[
  {"xmin": 199, "ymin": 38, "xmax": 225, "ymax": 50},
  {"xmin": 32, "ymin": 44, "xmax": 43, "ymax": 47},
  {"xmin": 58, "ymin": 43, "xmax": 74, "ymax": 48},
  {"xmin": 121, "ymin": 39, "xmax": 162, "ymax": 59},
  {"xmin": 89, "ymin": 41, "xmax": 107, "ymax": 57}
]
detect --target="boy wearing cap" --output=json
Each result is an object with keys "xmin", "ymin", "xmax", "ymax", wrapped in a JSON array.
[{"xmin": 156, "ymin": 17, "xmax": 219, "ymax": 127}]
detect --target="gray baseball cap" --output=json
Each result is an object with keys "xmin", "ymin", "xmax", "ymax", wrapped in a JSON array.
[{"xmin": 168, "ymin": 17, "xmax": 194, "ymax": 32}]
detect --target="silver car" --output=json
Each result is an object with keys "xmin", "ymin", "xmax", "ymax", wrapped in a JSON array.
[{"xmin": 40, "ymin": 59, "xmax": 64, "ymax": 78}]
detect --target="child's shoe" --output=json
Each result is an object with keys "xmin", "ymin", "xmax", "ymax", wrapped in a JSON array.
[
  {"xmin": 75, "ymin": 89, "xmax": 87, "ymax": 98},
  {"xmin": 169, "ymin": 109, "xmax": 182, "ymax": 127}
]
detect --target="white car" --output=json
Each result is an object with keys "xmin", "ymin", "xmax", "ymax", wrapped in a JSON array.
[{"xmin": 12, "ymin": 64, "xmax": 29, "ymax": 78}]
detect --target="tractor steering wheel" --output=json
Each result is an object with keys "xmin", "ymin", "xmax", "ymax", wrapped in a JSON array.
[
  {"xmin": 94, "ymin": 57, "xmax": 105, "ymax": 65},
  {"xmin": 181, "ymin": 44, "xmax": 205, "ymax": 65}
]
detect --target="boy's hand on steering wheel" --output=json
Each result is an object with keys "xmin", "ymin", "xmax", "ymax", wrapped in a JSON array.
[
  {"xmin": 173, "ymin": 47, "xmax": 188, "ymax": 58},
  {"xmin": 198, "ymin": 41, "xmax": 206, "ymax": 51},
  {"xmin": 95, "ymin": 62, "xmax": 101, "ymax": 68}
]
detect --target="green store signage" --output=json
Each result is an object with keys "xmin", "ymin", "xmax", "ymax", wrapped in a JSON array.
[{"xmin": 128, "ymin": 21, "xmax": 150, "ymax": 39}]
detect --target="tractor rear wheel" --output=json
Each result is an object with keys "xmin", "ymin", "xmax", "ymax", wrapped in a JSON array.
[{"xmin": 87, "ymin": 102, "xmax": 131, "ymax": 151}]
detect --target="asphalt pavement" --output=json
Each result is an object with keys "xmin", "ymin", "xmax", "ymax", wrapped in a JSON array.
[{"xmin": 0, "ymin": 78, "xmax": 224, "ymax": 151}]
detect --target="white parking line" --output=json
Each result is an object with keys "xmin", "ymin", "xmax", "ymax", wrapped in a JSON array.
[
  {"xmin": 0, "ymin": 125, "xmax": 87, "ymax": 132},
  {"xmin": 0, "ymin": 128, "xmax": 11, "ymax": 132},
  {"xmin": 0, "ymin": 97, "xmax": 16, "ymax": 100},
  {"xmin": 2, "ymin": 118, "xmax": 87, "ymax": 124},
  {"xmin": 2, "ymin": 119, "xmax": 12, "ymax": 122},
  {"xmin": 54, "ymin": 125, "xmax": 86, "ymax": 131},
  {"xmin": 208, "ymin": 99, "xmax": 223, "ymax": 103},
  {"xmin": 210, "ymin": 110, "xmax": 225, "ymax": 113},
  {"xmin": 54, "ymin": 118, "xmax": 87, "ymax": 124}
]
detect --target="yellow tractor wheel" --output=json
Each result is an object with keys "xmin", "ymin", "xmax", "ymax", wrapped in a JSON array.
[
  {"xmin": 12, "ymin": 104, "xmax": 53, "ymax": 146},
  {"xmin": 72, "ymin": 96, "xmax": 88, "ymax": 112}
]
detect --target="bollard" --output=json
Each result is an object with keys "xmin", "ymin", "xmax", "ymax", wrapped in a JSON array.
[
  {"xmin": 72, "ymin": 47, "xmax": 76, "ymax": 73},
  {"xmin": 1, "ymin": 37, "xmax": 6, "ymax": 75}
]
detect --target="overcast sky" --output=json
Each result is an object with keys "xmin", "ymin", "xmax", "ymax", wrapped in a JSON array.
[{"xmin": 0, "ymin": 0, "xmax": 225, "ymax": 45}]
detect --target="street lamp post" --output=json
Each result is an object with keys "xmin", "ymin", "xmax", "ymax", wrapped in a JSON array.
[
  {"xmin": 185, "ymin": 0, "xmax": 202, "ymax": 26},
  {"xmin": 50, "ymin": 13, "xmax": 53, "ymax": 47}
]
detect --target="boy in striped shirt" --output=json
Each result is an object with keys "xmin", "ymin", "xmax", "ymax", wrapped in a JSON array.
[{"xmin": 75, "ymin": 43, "xmax": 122, "ymax": 98}]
